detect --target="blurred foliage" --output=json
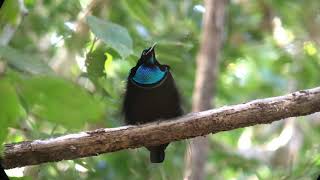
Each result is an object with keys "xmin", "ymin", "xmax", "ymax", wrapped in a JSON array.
[
  {"xmin": 0, "ymin": 0, "xmax": 320, "ymax": 179},
  {"xmin": 18, "ymin": 76, "xmax": 106, "ymax": 129},
  {"xmin": 0, "ymin": 0, "xmax": 19, "ymax": 28},
  {"xmin": 0, "ymin": 46, "xmax": 53, "ymax": 74},
  {"xmin": 87, "ymin": 15, "xmax": 133, "ymax": 58}
]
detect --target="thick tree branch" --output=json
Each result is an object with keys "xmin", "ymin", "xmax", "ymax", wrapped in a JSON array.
[{"xmin": 2, "ymin": 87, "xmax": 320, "ymax": 169}]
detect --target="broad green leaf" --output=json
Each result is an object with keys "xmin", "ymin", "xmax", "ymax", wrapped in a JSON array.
[
  {"xmin": 0, "ymin": 78, "xmax": 25, "ymax": 148},
  {"xmin": 0, "ymin": 0, "xmax": 19, "ymax": 27},
  {"xmin": 18, "ymin": 76, "xmax": 106, "ymax": 129},
  {"xmin": 0, "ymin": 46, "xmax": 53, "ymax": 74},
  {"xmin": 86, "ymin": 16, "xmax": 133, "ymax": 58}
]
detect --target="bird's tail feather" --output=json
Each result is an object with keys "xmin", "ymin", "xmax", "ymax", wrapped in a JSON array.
[
  {"xmin": 150, "ymin": 149, "xmax": 165, "ymax": 163},
  {"xmin": 147, "ymin": 144, "xmax": 169, "ymax": 163}
]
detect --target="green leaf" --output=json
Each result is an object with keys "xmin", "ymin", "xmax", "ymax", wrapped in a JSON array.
[
  {"xmin": 0, "ymin": 46, "xmax": 54, "ymax": 74},
  {"xmin": 0, "ymin": 0, "xmax": 20, "ymax": 27},
  {"xmin": 86, "ymin": 16, "xmax": 133, "ymax": 58},
  {"xmin": 104, "ymin": 52, "xmax": 113, "ymax": 76},
  {"xmin": 0, "ymin": 78, "xmax": 24, "ymax": 147},
  {"xmin": 85, "ymin": 44, "xmax": 107, "ymax": 85},
  {"xmin": 18, "ymin": 76, "xmax": 106, "ymax": 129}
]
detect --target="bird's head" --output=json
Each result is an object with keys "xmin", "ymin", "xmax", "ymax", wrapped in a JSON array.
[
  {"xmin": 139, "ymin": 44, "xmax": 157, "ymax": 65},
  {"xmin": 131, "ymin": 44, "xmax": 169, "ymax": 85}
]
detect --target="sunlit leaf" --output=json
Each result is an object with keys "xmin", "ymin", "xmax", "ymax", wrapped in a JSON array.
[
  {"xmin": 104, "ymin": 52, "xmax": 113, "ymax": 76},
  {"xmin": 86, "ymin": 16, "xmax": 133, "ymax": 58}
]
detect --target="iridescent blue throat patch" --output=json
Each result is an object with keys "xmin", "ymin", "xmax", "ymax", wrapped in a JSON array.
[{"xmin": 132, "ymin": 65, "xmax": 167, "ymax": 85}]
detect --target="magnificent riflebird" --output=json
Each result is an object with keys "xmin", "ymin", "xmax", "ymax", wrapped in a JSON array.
[{"xmin": 123, "ymin": 44, "xmax": 182, "ymax": 163}]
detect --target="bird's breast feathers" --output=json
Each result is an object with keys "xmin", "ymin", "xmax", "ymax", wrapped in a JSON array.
[{"xmin": 131, "ymin": 65, "xmax": 168, "ymax": 85}]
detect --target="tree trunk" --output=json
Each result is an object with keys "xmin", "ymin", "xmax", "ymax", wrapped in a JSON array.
[{"xmin": 184, "ymin": 0, "xmax": 227, "ymax": 179}]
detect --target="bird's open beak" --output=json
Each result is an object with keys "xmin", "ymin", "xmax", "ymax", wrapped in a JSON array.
[{"xmin": 146, "ymin": 43, "xmax": 157, "ymax": 55}]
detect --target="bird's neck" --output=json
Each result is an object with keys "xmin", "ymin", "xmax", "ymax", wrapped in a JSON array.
[{"xmin": 147, "ymin": 56, "xmax": 155, "ymax": 64}]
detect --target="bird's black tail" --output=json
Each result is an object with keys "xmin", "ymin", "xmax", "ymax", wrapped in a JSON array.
[
  {"xmin": 0, "ymin": 163, "xmax": 9, "ymax": 180},
  {"xmin": 150, "ymin": 148, "xmax": 165, "ymax": 163},
  {"xmin": 147, "ymin": 144, "xmax": 168, "ymax": 163}
]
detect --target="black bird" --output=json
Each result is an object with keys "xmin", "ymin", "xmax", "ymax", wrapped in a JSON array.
[
  {"xmin": 123, "ymin": 44, "xmax": 182, "ymax": 163},
  {"xmin": 0, "ymin": 163, "xmax": 9, "ymax": 180}
]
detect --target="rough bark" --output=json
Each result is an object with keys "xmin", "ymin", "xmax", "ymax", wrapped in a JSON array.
[
  {"xmin": 184, "ymin": 0, "xmax": 227, "ymax": 179},
  {"xmin": 1, "ymin": 87, "xmax": 320, "ymax": 169}
]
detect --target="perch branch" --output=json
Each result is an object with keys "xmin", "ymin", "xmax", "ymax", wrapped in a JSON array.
[{"xmin": 2, "ymin": 87, "xmax": 320, "ymax": 169}]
